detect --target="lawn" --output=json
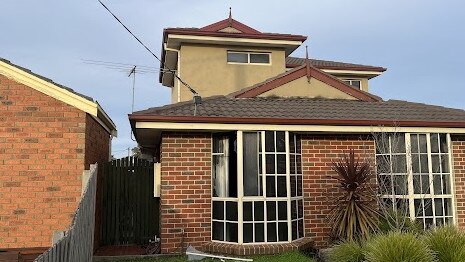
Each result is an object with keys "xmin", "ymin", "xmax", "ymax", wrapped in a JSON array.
[{"xmin": 96, "ymin": 250, "xmax": 317, "ymax": 262}]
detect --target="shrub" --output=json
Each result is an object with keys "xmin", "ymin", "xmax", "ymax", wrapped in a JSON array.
[
  {"xmin": 364, "ymin": 231, "xmax": 435, "ymax": 262},
  {"xmin": 329, "ymin": 240, "xmax": 365, "ymax": 262},
  {"xmin": 328, "ymin": 149, "xmax": 380, "ymax": 241},
  {"xmin": 378, "ymin": 210, "xmax": 423, "ymax": 234},
  {"xmin": 425, "ymin": 226, "xmax": 465, "ymax": 262}
]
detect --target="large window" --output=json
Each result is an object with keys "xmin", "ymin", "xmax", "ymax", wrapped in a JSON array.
[
  {"xmin": 227, "ymin": 51, "xmax": 271, "ymax": 65},
  {"xmin": 376, "ymin": 133, "xmax": 454, "ymax": 228},
  {"xmin": 212, "ymin": 131, "xmax": 304, "ymax": 244}
]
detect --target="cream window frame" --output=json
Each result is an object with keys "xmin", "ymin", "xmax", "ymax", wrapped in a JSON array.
[{"xmin": 226, "ymin": 51, "xmax": 272, "ymax": 65}]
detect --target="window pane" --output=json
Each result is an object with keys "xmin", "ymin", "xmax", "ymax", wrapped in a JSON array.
[
  {"xmin": 376, "ymin": 155, "xmax": 391, "ymax": 174},
  {"xmin": 266, "ymin": 176, "xmax": 276, "ymax": 197},
  {"xmin": 297, "ymin": 176, "xmax": 303, "ymax": 196},
  {"xmin": 443, "ymin": 174, "xmax": 451, "ymax": 194},
  {"xmin": 424, "ymin": 199, "xmax": 433, "ymax": 216},
  {"xmin": 265, "ymin": 131, "xmax": 275, "ymax": 152},
  {"xmin": 298, "ymin": 200, "xmax": 304, "ymax": 218},
  {"xmin": 212, "ymin": 221, "xmax": 224, "ymax": 241},
  {"xmin": 434, "ymin": 199, "xmax": 443, "ymax": 216},
  {"xmin": 227, "ymin": 52, "xmax": 248, "ymax": 63},
  {"xmin": 290, "ymin": 155, "xmax": 296, "ymax": 175},
  {"xmin": 394, "ymin": 175, "xmax": 407, "ymax": 195},
  {"xmin": 226, "ymin": 223, "xmax": 238, "ymax": 242},
  {"xmin": 433, "ymin": 175, "xmax": 442, "ymax": 194},
  {"xmin": 250, "ymin": 53, "xmax": 270, "ymax": 64},
  {"xmin": 267, "ymin": 222, "xmax": 277, "ymax": 242},
  {"xmin": 292, "ymin": 221, "xmax": 297, "ymax": 240},
  {"xmin": 254, "ymin": 202, "xmax": 264, "ymax": 221},
  {"xmin": 351, "ymin": 80, "xmax": 361, "ymax": 89},
  {"xmin": 226, "ymin": 201, "xmax": 238, "ymax": 221},
  {"xmin": 243, "ymin": 132, "xmax": 259, "ymax": 196},
  {"xmin": 290, "ymin": 134, "xmax": 296, "ymax": 153},
  {"xmin": 379, "ymin": 174, "xmax": 392, "ymax": 195},
  {"xmin": 278, "ymin": 222, "xmax": 288, "ymax": 241},
  {"xmin": 298, "ymin": 219, "xmax": 304, "ymax": 238},
  {"xmin": 296, "ymin": 135, "xmax": 302, "ymax": 154},
  {"xmin": 430, "ymin": 134, "xmax": 439, "ymax": 153},
  {"xmin": 277, "ymin": 176, "xmax": 287, "ymax": 197},
  {"xmin": 440, "ymin": 134, "xmax": 448, "ymax": 153},
  {"xmin": 267, "ymin": 201, "xmax": 276, "ymax": 221},
  {"xmin": 444, "ymin": 198, "xmax": 452, "ymax": 216},
  {"xmin": 255, "ymin": 223, "xmax": 264, "ymax": 242},
  {"xmin": 243, "ymin": 202, "xmax": 253, "ymax": 221},
  {"xmin": 413, "ymin": 175, "xmax": 421, "ymax": 194},
  {"xmin": 296, "ymin": 155, "xmax": 302, "ymax": 174},
  {"xmin": 414, "ymin": 199, "xmax": 424, "ymax": 217},
  {"xmin": 421, "ymin": 175, "xmax": 430, "ymax": 194},
  {"xmin": 392, "ymin": 155, "xmax": 407, "ymax": 173},
  {"xmin": 441, "ymin": 156, "xmax": 450, "ymax": 173},
  {"xmin": 213, "ymin": 201, "xmax": 224, "ymax": 220},
  {"xmin": 243, "ymin": 223, "xmax": 253, "ymax": 243},
  {"xmin": 410, "ymin": 134, "xmax": 419, "ymax": 154},
  {"xmin": 278, "ymin": 201, "xmax": 287, "ymax": 220},
  {"xmin": 419, "ymin": 135, "xmax": 427, "ymax": 153},
  {"xmin": 266, "ymin": 154, "xmax": 275, "ymax": 174},
  {"xmin": 276, "ymin": 132, "xmax": 285, "ymax": 152},
  {"xmin": 432, "ymin": 155, "xmax": 440, "ymax": 173},
  {"xmin": 290, "ymin": 176, "xmax": 296, "ymax": 197},
  {"xmin": 291, "ymin": 200, "xmax": 297, "ymax": 220},
  {"xmin": 392, "ymin": 134, "xmax": 406, "ymax": 153},
  {"xmin": 276, "ymin": 154, "xmax": 286, "ymax": 174}
]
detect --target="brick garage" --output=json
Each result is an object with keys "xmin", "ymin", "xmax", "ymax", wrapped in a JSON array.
[{"xmin": 0, "ymin": 60, "xmax": 116, "ymax": 249}]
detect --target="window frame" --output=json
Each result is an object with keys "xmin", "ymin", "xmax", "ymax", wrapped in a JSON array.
[
  {"xmin": 375, "ymin": 133, "xmax": 456, "ymax": 228},
  {"xmin": 342, "ymin": 79, "xmax": 362, "ymax": 90},
  {"xmin": 211, "ymin": 131, "xmax": 304, "ymax": 245},
  {"xmin": 227, "ymin": 51, "xmax": 272, "ymax": 66}
]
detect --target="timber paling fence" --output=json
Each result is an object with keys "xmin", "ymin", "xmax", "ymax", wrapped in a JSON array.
[{"xmin": 34, "ymin": 164, "xmax": 98, "ymax": 262}]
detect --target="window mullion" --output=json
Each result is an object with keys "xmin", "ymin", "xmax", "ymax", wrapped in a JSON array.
[
  {"xmin": 285, "ymin": 132, "xmax": 292, "ymax": 242},
  {"xmin": 426, "ymin": 133, "xmax": 436, "ymax": 226},
  {"xmin": 447, "ymin": 134, "xmax": 458, "ymax": 225},
  {"xmin": 406, "ymin": 134, "xmax": 416, "ymax": 220},
  {"xmin": 237, "ymin": 131, "xmax": 244, "ymax": 244},
  {"xmin": 261, "ymin": 131, "xmax": 268, "ymax": 243}
]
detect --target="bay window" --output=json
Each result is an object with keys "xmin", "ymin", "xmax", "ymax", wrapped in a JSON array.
[
  {"xmin": 212, "ymin": 131, "xmax": 304, "ymax": 244},
  {"xmin": 376, "ymin": 133, "xmax": 455, "ymax": 228}
]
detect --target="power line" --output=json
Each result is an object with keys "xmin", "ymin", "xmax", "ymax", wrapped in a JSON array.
[{"xmin": 97, "ymin": 0, "xmax": 199, "ymax": 95}]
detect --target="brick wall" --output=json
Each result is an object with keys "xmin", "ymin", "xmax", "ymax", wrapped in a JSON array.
[
  {"xmin": 452, "ymin": 135, "xmax": 465, "ymax": 228},
  {"xmin": 0, "ymin": 74, "xmax": 111, "ymax": 249},
  {"xmin": 84, "ymin": 114, "xmax": 111, "ymax": 250},
  {"xmin": 301, "ymin": 134, "xmax": 375, "ymax": 247},
  {"xmin": 159, "ymin": 132, "xmax": 212, "ymax": 254}
]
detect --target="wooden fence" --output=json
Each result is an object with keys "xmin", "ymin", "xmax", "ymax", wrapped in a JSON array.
[
  {"xmin": 34, "ymin": 164, "xmax": 98, "ymax": 262},
  {"xmin": 101, "ymin": 157, "xmax": 159, "ymax": 246}
]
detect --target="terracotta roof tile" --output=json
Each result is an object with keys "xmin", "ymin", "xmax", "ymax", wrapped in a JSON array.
[
  {"xmin": 286, "ymin": 57, "xmax": 386, "ymax": 72},
  {"xmin": 131, "ymin": 96, "xmax": 465, "ymax": 126}
]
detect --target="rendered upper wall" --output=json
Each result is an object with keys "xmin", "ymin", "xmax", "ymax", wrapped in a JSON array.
[{"xmin": 174, "ymin": 43, "xmax": 286, "ymax": 103}]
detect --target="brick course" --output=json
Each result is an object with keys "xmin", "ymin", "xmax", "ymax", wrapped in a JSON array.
[{"xmin": 0, "ymin": 74, "xmax": 111, "ymax": 248}]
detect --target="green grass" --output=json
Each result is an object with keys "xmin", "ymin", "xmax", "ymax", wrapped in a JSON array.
[{"xmin": 96, "ymin": 250, "xmax": 317, "ymax": 262}]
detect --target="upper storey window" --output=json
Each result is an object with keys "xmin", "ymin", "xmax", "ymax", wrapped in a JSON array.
[
  {"xmin": 227, "ymin": 51, "xmax": 271, "ymax": 65},
  {"xmin": 342, "ymin": 79, "xmax": 362, "ymax": 90}
]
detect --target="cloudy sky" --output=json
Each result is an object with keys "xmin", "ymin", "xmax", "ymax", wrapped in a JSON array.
[{"xmin": 1, "ymin": 0, "xmax": 464, "ymax": 158}]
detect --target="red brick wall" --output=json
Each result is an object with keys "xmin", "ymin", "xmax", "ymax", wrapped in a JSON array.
[
  {"xmin": 84, "ymin": 114, "xmax": 111, "ymax": 250},
  {"xmin": 452, "ymin": 135, "xmax": 465, "ymax": 228},
  {"xmin": 159, "ymin": 132, "xmax": 211, "ymax": 254},
  {"xmin": 0, "ymin": 75, "xmax": 111, "ymax": 249},
  {"xmin": 301, "ymin": 134, "xmax": 375, "ymax": 247}
]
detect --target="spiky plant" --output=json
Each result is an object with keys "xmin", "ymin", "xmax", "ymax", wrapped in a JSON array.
[
  {"xmin": 328, "ymin": 149, "xmax": 380, "ymax": 241},
  {"xmin": 425, "ymin": 226, "xmax": 465, "ymax": 262},
  {"xmin": 329, "ymin": 239, "xmax": 365, "ymax": 262},
  {"xmin": 364, "ymin": 231, "xmax": 435, "ymax": 262}
]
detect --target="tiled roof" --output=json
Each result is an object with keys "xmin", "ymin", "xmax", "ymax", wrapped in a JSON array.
[
  {"xmin": 131, "ymin": 96, "xmax": 465, "ymax": 127},
  {"xmin": 286, "ymin": 57, "xmax": 387, "ymax": 72},
  {"xmin": 0, "ymin": 58, "xmax": 94, "ymax": 102}
]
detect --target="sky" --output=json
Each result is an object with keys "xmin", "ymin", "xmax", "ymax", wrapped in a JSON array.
[{"xmin": 1, "ymin": 0, "xmax": 464, "ymax": 158}]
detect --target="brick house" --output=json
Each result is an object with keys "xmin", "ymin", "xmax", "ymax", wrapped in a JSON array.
[
  {"xmin": 129, "ymin": 17, "xmax": 465, "ymax": 255},
  {"xmin": 0, "ymin": 58, "xmax": 116, "ymax": 250}
]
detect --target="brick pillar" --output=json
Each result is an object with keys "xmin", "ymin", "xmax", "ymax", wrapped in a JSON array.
[
  {"xmin": 452, "ymin": 135, "xmax": 465, "ymax": 228},
  {"xmin": 159, "ymin": 132, "xmax": 212, "ymax": 254},
  {"xmin": 301, "ymin": 135, "xmax": 375, "ymax": 247}
]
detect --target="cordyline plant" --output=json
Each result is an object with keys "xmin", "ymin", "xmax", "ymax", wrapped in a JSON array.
[{"xmin": 328, "ymin": 149, "xmax": 380, "ymax": 241}]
